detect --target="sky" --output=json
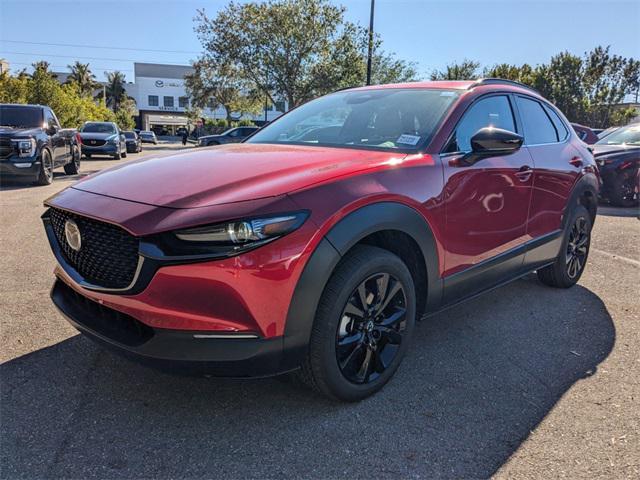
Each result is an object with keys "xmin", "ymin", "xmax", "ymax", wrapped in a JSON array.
[{"xmin": 1, "ymin": 0, "xmax": 639, "ymax": 82}]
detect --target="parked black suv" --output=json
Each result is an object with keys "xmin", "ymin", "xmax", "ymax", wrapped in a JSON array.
[
  {"xmin": 0, "ymin": 104, "xmax": 80, "ymax": 185},
  {"xmin": 197, "ymin": 126, "xmax": 259, "ymax": 146}
]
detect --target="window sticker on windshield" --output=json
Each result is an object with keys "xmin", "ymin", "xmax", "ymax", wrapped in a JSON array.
[
  {"xmin": 397, "ymin": 134, "xmax": 421, "ymax": 146},
  {"xmin": 440, "ymin": 91, "xmax": 455, "ymax": 97}
]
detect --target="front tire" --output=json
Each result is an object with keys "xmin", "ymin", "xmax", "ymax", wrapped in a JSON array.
[
  {"xmin": 299, "ymin": 245, "xmax": 416, "ymax": 401},
  {"xmin": 609, "ymin": 171, "xmax": 639, "ymax": 207},
  {"xmin": 537, "ymin": 205, "xmax": 592, "ymax": 288},
  {"xmin": 35, "ymin": 150, "xmax": 53, "ymax": 185}
]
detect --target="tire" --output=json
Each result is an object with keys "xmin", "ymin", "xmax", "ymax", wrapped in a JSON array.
[
  {"xmin": 609, "ymin": 171, "xmax": 639, "ymax": 207},
  {"xmin": 63, "ymin": 146, "xmax": 80, "ymax": 175},
  {"xmin": 35, "ymin": 149, "xmax": 54, "ymax": 185},
  {"xmin": 298, "ymin": 245, "xmax": 416, "ymax": 401},
  {"xmin": 113, "ymin": 151, "xmax": 121, "ymax": 160},
  {"xmin": 84, "ymin": 153, "xmax": 91, "ymax": 159},
  {"xmin": 122, "ymin": 149, "xmax": 127, "ymax": 158},
  {"xmin": 537, "ymin": 205, "xmax": 592, "ymax": 288}
]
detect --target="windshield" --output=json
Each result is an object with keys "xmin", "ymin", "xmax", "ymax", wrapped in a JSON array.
[
  {"xmin": 123, "ymin": 132, "xmax": 136, "ymax": 139},
  {"xmin": 140, "ymin": 132, "xmax": 153, "ymax": 137},
  {"xmin": 81, "ymin": 123, "xmax": 116, "ymax": 133},
  {"xmin": 596, "ymin": 124, "xmax": 640, "ymax": 146},
  {"xmin": 0, "ymin": 106, "xmax": 43, "ymax": 128},
  {"xmin": 247, "ymin": 88, "xmax": 460, "ymax": 151}
]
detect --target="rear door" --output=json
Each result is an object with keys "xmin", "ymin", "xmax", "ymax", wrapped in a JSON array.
[
  {"xmin": 513, "ymin": 96, "xmax": 578, "ymax": 265},
  {"xmin": 441, "ymin": 94, "xmax": 534, "ymax": 303}
]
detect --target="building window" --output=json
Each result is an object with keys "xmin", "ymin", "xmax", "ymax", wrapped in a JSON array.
[
  {"xmin": 179, "ymin": 96, "xmax": 189, "ymax": 108},
  {"xmin": 148, "ymin": 95, "xmax": 159, "ymax": 107},
  {"xmin": 163, "ymin": 96, "xmax": 174, "ymax": 108},
  {"xmin": 274, "ymin": 100, "xmax": 286, "ymax": 112}
]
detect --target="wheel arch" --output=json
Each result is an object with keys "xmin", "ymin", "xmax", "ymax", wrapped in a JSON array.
[
  {"xmin": 281, "ymin": 201, "xmax": 441, "ymax": 369},
  {"xmin": 566, "ymin": 173, "xmax": 599, "ymax": 227}
]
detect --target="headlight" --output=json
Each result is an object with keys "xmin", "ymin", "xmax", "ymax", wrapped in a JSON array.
[
  {"xmin": 142, "ymin": 212, "xmax": 309, "ymax": 259},
  {"xmin": 106, "ymin": 134, "xmax": 119, "ymax": 144},
  {"xmin": 12, "ymin": 138, "xmax": 36, "ymax": 157}
]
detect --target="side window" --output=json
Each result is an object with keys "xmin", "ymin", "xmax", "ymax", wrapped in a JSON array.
[
  {"xmin": 228, "ymin": 129, "xmax": 240, "ymax": 137},
  {"xmin": 447, "ymin": 95, "xmax": 516, "ymax": 152},
  {"xmin": 545, "ymin": 106, "xmax": 569, "ymax": 141},
  {"xmin": 45, "ymin": 109, "xmax": 60, "ymax": 129},
  {"xmin": 516, "ymin": 96, "xmax": 558, "ymax": 144}
]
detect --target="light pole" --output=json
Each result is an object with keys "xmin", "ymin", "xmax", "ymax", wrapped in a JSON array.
[{"xmin": 366, "ymin": 0, "xmax": 375, "ymax": 85}]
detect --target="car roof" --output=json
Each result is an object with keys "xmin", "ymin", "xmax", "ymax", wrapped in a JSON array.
[
  {"xmin": 0, "ymin": 103, "xmax": 46, "ymax": 109},
  {"xmin": 341, "ymin": 79, "xmax": 543, "ymax": 99}
]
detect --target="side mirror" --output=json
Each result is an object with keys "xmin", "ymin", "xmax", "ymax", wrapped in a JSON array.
[
  {"xmin": 47, "ymin": 124, "xmax": 59, "ymax": 136},
  {"xmin": 463, "ymin": 127, "xmax": 523, "ymax": 164}
]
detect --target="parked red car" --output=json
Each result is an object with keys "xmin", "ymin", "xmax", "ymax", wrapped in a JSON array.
[{"xmin": 43, "ymin": 79, "xmax": 598, "ymax": 401}]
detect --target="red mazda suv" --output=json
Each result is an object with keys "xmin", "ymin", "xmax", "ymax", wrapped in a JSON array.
[{"xmin": 43, "ymin": 79, "xmax": 598, "ymax": 401}]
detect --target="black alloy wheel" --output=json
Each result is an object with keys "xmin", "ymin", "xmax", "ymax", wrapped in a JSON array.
[
  {"xmin": 565, "ymin": 216, "xmax": 589, "ymax": 279},
  {"xmin": 336, "ymin": 273, "xmax": 407, "ymax": 384}
]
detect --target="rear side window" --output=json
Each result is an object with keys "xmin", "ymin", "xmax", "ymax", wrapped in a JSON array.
[
  {"xmin": 544, "ymin": 105, "xmax": 569, "ymax": 141},
  {"xmin": 447, "ymin": 95, "xmax": 516, "ymax": 152},
  {"xmin": 516, "ymin": 96, "xmax": 558, "ymax": 144}
]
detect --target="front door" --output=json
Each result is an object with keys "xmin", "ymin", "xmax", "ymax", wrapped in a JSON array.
[{"xmin": 441, "ymin": 94, "xmax": 534, "ymax": 303}]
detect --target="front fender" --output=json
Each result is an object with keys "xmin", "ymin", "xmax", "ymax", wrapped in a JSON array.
[{"xmin": 282, "ymin": 202, "xmax": 441, "ymax": 368}]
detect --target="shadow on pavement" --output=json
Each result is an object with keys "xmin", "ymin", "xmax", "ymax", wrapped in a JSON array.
[{"xmin": 1, "ymin": 274, "xmax": 614, "ymax": 479}]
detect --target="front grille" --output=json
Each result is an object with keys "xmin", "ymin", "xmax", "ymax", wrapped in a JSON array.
[
  {"xmin": 49, "ymin": 208, "xmax": 140, "ymax": 289},
  {"xmin": 85, "ymin": 139, "xmax": 106, "ymax": 147},
  {"xmin": 53, "ymin": 280, "xmax": 153, "ymax": 346},
  {"xmin": 0, "ymin": 138, "xmax": 13, "ymax": 159}
]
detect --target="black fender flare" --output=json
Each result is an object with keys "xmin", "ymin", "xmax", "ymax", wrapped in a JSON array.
[
  {"xmin": 281, "ymin": 202, "xmax": 441, "ymax": 369},
  {"xmin": 564, "ymin": 173, "xmax": 599, "ymax": 229}
]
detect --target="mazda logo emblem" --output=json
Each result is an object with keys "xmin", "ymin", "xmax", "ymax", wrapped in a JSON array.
[
  {"xmin": 64, "ymin": 219, "xmax": 82, "ymax": 252},
  {"xmin": 90, "ymin": 140, "xmax": 96, "ymax": 145}
]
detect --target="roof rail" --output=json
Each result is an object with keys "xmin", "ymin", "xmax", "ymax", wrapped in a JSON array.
[{"xmin": 469, "ymin": 78, "xmax": 540, "ymax": 95}]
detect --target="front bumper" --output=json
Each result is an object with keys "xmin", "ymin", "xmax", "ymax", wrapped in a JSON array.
[
  {"xmin": 82, "ymin": 144, "xmax": 118, "ymax": 155},
  {"xmin": 51, "ymin": 278, "xmax": 290, "ymax": 376},
  {"xmin": 0, "ymin": 155, "xmax": 40, "ymax": 179}
]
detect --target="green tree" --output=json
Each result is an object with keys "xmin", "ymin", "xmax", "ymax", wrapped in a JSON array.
[
  {"xmin": 114, "ymin": 97, "xmax": 136, "ymax": 130},
  {"xmin": 430, "ymin": 59, "xmax": 480, "ymax": 80},
  {"xmin": 66, "ymin": 61, "xmax": 98, "ymax": 97},
  {"xmin": 103, "ymin": 71, "xmax": 127, "ymax": 111},
  {"xmin": 193, "ymin": 0, "xmax": 417, "ymax": 108},
  {"xmin": 185, "ymin": 58, "xmax": 260, "ymax": 122}
]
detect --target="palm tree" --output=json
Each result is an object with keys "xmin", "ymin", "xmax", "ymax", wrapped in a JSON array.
[
  {"xmin": 66, "ymin": 61, "xmax": 98, "ymax": 97},
  {"xmin": 104, "ymin": 71, "xmax": 127, "ymax": 112}
]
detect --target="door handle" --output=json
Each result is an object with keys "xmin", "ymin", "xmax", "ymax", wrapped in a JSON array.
[
  {"xmin": 569, "ymin": 156, "xmax": 583, "ymax": 168},
  {"xmin": 515, "ymin": 165, "xmax": 533, "ymax": 181}
]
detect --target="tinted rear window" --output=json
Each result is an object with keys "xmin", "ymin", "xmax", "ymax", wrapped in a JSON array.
[{"xmin": 516, "ymin": 97, "xmax": 558, "ymax": 144}]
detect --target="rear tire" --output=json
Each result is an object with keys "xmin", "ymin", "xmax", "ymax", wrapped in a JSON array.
[
  {"xmin": 299, "ymin": 245, "xmax": 416, "ymax": 401},
  {"xmin": 35, "ymin": 150, "xmax": 53, "ymax": 185},
  {"xmin": 537, "ymin": 205, "xmax": 592, "ymax": 288},
  {"xmin": 84, "ymin": 153, "xmax": 91, "ymax": 159},
  {"xmin": 63, "ymin": 146, "xmax": 80, "ymax": 175}
]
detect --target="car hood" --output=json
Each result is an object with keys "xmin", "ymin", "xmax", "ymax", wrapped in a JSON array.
[
  {"xmin": 71, "ymin": 143, "xmax": 409, "ymax": 208},
  {"xmin": 79, "ymin": 132, "xmax": 117, "ymax": 140},
  {"xmin": 0, "ymin": 126, "xmax": 43, "ymax": 137},
  {"xmin": 591, "ymin": 144, "xmax": 640, "ymax": 157}
]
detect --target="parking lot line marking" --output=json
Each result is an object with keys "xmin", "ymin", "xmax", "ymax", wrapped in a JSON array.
[{"xmin": 591, "ymin": 248, "xmax": 640, "ymax": 268}]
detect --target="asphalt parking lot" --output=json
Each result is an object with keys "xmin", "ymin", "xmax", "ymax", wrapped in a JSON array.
[{"xmin": 1, "ymin": 143, "xmax": 639, "ymax": 479}]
